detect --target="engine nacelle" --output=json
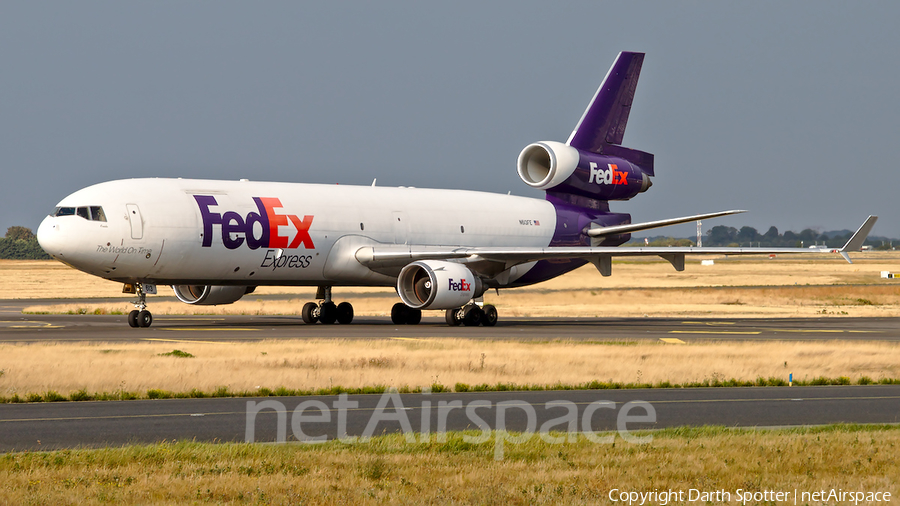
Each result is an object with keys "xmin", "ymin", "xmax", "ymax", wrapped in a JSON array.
[
  {"xmin": 397, "ymin": 260, "xmax": 484, "ymax": 310},
  {"xmin": 517, "ymin": 141, "xmax": 652, "ymax": 201},
  {"xmin": 172, "ymin": 285, "xmax": 254, "ymax": 305}
]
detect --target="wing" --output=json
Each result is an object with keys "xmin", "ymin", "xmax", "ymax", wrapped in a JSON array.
[{"xmin": 356, "ymin": 216, "xmax": 878, "ymax": 278}]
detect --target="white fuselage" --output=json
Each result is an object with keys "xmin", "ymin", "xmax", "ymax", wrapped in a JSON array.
[{"xmin": 37, "ymin": 178, "xmax": 558, "ymax": 287}]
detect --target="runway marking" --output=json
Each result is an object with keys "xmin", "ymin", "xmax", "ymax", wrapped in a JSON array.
[
  {"xmin": 0, "ymin": 412, "xmax": 239, "ymax": 423},
  {"xmin": 669, "ymin": 331, "xmax": 762, "ymax": 335},
  {"xmin": 682, "ymin": 321, "xmax": 735, "ymax": 325},
  {"xmin": 770, "ymin": 329, "xmax": 846, "ymax": 333},
  {"xmin": 158, "ymin": 328, "xmax": 259, "ymax": 332},
  {"xmin": 143, "ymin": 338, "xmax": 240, "ymax": 345},
  {"xmin": 7, "ymin": 325, "xmax": 64, "ymax": 329},
  {"xmin": 659, "ymin": 338, "xmax": 685, "ymax": 344},
  {"xmin": 156, "ymin": 316, "xmax": 225, "ymax": 322},
  {"xmin": 161, "ymin": 318, "xmax": 227, "ymax": 321},
  {"xmin": 3, "ymin": 395, "xmax": 900, "ymax": 424},
  {"xmin": 1, "ymin": 321, "xmax": 64, "ymax": 329},
  {"xmin": 391, "ymin": 337, "xmax": 430, "ymax": 342}
]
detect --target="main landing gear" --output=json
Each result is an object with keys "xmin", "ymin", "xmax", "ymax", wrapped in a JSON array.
[
  {"xmin": 301, "ymin": 286, "xmax": 354, "ymax": 325},
  {"xmin": 126, "ymin": 282, "xmax": 154, "ymax": 328},
  {"xmin": 445, "ymin": 303, "xmax": 498, "ymax": 327},
  {"xmin": 389, "ymin": 302, "xmax": 499, "ymax": 326},
  {"xmin": 390, "ymin": 303, "xmax": 422, "ymax": 325}
]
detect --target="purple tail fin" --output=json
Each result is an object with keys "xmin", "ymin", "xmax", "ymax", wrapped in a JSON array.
[{"xmin": 566, "ymin": 51, "xmax": 645, "ymax": 151}]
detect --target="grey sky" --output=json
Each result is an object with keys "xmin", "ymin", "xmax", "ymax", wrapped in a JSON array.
[{"xmin": 3, "ymin": 1, "xmax": 898, "ymax": 239}]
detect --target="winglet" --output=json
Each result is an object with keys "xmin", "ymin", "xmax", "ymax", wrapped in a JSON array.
[{"xmin": 839, "ymin": 215, "xmax": 878, "ymax": 263}]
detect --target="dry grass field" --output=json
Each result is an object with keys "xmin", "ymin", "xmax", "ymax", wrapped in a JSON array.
[
  {"xmin": 0, "ymin": 426, "xmax": 896, "ymax": 504},
  {"xmin": 6, "ymin": 252, "xmax": 900, "ymax": 318},
  {"xmin": 2, "ymin": 339, "xmax": 899, "ymax": 398}
]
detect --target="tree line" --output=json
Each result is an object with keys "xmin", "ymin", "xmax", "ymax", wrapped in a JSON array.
[
  {"xmin": 0, "ymin": 227, "xmax": 51, "ymax": 260},
  {"xmin": 630, "ymin": 225, "xmax": 893, "ymax": 250}
]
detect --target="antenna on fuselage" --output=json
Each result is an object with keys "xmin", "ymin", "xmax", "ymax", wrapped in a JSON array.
[{"xmin": 372, "ymin": 178, "xmax": 377, "ymax": 187}]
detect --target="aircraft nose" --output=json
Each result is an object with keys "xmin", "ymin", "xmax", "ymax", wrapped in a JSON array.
[{"xmin": 37, "ymin": 215, "xmax": 63, "ymax": 258}]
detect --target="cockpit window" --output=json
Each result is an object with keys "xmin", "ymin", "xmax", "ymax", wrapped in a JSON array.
[
  {"xmin": 53, "ymin": 206, "xmax": 107, "ymax": 222},
  {"xmin": 90, "ymin": 206, "xmax": 107, "ymax": 222}
]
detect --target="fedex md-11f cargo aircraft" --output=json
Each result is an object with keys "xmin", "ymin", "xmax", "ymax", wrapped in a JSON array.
[{"xmin": 37, "ymin": 52, "xmax": 877, "ymax": 328}]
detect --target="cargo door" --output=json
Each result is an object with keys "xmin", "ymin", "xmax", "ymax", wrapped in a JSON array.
[{"xmin": 126, "ymin": 204, "xmax": 143, "ymax": 240}]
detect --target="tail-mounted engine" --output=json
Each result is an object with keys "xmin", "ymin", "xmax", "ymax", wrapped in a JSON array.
[
  {"xmin": 172, "ymin": 285, "xmax": 255, "ymax": 305},
  {"xmin": 517, "ymin": 141, "xmax": 653, "ymax": 201},
  {"xmin": 397, "ymin": 260, "xmax": 484, "ymax": 310}
]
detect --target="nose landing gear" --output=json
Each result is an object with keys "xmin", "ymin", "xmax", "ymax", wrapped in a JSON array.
[
  {"xmin": 126, "ymin": 282, "xmax": 155, "ymax": 328},
  {"xmin": 301, "ymin": 286, "xmax": 355, "ymax": 325}
]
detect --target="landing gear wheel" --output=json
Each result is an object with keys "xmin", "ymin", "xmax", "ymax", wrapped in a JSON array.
[
  {"xmin": 445, "ymin": 308, "xmax": 461, "ymax": 326},
  {"xmin": 391, "ymin": 303, "xmax": 408, "ymax": 325},
  {"xmin": 128, "ymin": 310, "xmax": 139, "ymax": 328},
  {"xmin": 463, "ymin": 305, "xmax": 483, "ymax": 326},
  {"xmin": 319, "ymin": 302, "xmax": 338, "ymax": 325},
  {"xmin": 301, "ymin": 302, "xmax": 318, "ymax": 324},
  {"xmin": 137, "ymin": 310, "xmax": 153, "ymax": 328},
  {"xmin": 405, "ymin": 308, "xmax": 422, "ymax": 325},
  {"xmin": 482, "ymin": 305, "xmax": 498, "ymax": 327},
  {"xmin": 336, "ymin": 302, "xmax": 354, "ymax": 324}
]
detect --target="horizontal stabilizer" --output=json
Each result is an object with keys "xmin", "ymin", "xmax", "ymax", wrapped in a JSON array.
[
  {"xmin": 597, "ymin": 144, "xmax": 654, "ymax": 176},
  {"xmin": 587, "ymin": 210, "xmax": 746, "ymax": 238}
]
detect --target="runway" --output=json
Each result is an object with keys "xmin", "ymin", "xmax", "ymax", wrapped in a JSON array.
[
  {"xmin": 1, "ymin": 385, "xmax": 898, "ymax": 452},
  {"xmin": 1, "ymin": 308, "xmax": 899, "ymax": 343},
  {"xmin": 3, "ymin": 296, "xmax": 900, "ymax": 343},
  {"xmin": 2, "ymin": 298, "xmax": 899, "ymax": 452}
]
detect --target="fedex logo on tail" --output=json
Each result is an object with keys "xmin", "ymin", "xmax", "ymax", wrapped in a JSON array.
[
  {"xmin": 588, "ymin": 162, "xmax": 628, "ymax": 185},
  {"xmin": 194, "ymin": 195, "xmax": 314, "ymax": 250}
]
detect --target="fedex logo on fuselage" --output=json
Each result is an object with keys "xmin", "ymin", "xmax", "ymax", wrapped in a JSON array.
[
  {"xmin": 194, "ymin": 195, "xmax": 314, "ymax": 250},
  {"xmin": 588, "ymin": 162, "xmax": 628, "ymax": 185},
  {"xmin": 448, "ymin": 278, "xmax": 471, "ymax": 292}
]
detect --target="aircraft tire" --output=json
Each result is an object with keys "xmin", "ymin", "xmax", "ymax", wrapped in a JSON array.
[
  {"xmin": 128, "ymin": 310, "xmax": 139, "ymax": 328},
  {"xmin": 405, "ymin": 308, "xmax": 422, "ymax": 325},
  {"xmin": 445, "ymin": 308, "xmax": 461, "ymax": 326},
  {"xmin": 462, "ymin": 305, "xmax": 483, "ymax": 326},
  {"xmin": 391, "ymin": 303, "xmax": 408, "ymax": 325},
  {"xmin": 301, "ymin": 302, "xmax": 318, "ymax": 324},
  {"xmin": 319, "ymin": 302, "xmax": 338, "ymax": 325},
  {"xmin": 482, "ymin": 305, "xmax": 498, "ymax": 327},
  {"xmin": 336, "ymin": 302, "xmax": 354, "ymax": 324},
  {"xmin": 137, "ymin": 310, "xmax": 153, "ymax": 328}
]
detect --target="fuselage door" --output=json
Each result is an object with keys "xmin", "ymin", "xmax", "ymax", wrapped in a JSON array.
[
  {"xmin": 392, "ymin": 211, "xmax": 408, "ymax": 245},
  {"xmin": 126, "ymin": 204, "xmax": 143, "ymax": 240}
]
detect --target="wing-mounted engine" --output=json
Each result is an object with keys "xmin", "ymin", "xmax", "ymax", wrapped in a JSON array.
[
  {"xmin": 172, "ymin": 285, "xmax": 255, "ymax": 305},
  {"xmin": 517, "ymin": 141, "xmax": 652, "ymax": 202},
  {"xmin": 396, "ymin": 260, "xmax": 484, "ymax": 310}
]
